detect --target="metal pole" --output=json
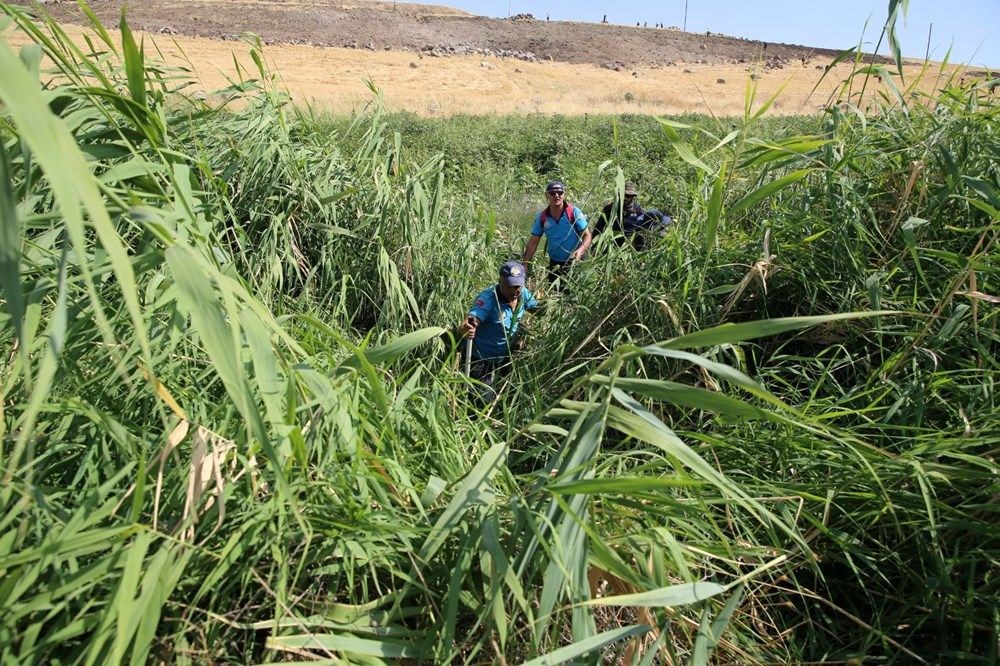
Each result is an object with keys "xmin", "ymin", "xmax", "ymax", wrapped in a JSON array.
[
  {"xmin": 683, "ymin": 0, "xmax": 688, "ymax": 31},
  {"xmin": 464, "ymin": 336, "xmax": 473, "ymax": 376}
]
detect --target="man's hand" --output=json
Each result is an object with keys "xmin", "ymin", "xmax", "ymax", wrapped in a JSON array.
[
  {"xmin": 460, "ymin": 316, "xmax": 479, "ymax": 339},
  {"xmin": 522, "ymin": 234, "xmax": 541, "ymax": 264}
]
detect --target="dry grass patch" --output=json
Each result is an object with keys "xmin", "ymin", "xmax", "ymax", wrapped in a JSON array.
[{"xmin": 6, "ymin": 22, "xmax": 969, "ymax": 116}]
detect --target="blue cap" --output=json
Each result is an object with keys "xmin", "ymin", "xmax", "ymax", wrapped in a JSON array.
[
  {"xmin": 500, "ymin": 260, "xmax": 527, "ymax": 287},
  {"xmin": 545, "ymin": 180, "xmax": 565, "ymax": 193}
]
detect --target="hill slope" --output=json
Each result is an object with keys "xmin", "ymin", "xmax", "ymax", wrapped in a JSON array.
[
  {"xmin": 32, "ymin": 0, "xmax": 886, "ymax": 69},
  {"xmin": 11, "ymin": 0, "xmax": 971, "ymax": 116}
]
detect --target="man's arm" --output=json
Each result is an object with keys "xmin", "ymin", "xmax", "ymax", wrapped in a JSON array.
[
  {"xmin": 464, "ymin": 290, "xmax": 493, "ymax": 340},
  {"xmin": 573, "ymin": 228, "xmax": 593, "ymax": 260},
  {"xmin": 642, "ymin": 208, "xmax": 667, "ymax": 227},
  {"xmin": 523, "ymin": 288, "xmax": 540, "ymax": 311},
  {"xmin": 522, "ymin": 234, "xmax": 542, "ymax": 263}
]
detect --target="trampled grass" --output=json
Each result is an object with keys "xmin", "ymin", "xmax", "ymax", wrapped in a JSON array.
[{"xmin": 0, "ymin": 2, "xmax": 997, "ymax": 664}]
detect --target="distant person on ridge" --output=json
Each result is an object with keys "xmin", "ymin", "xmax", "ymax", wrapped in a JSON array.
[
  {"xmin": 460, "ymin": 260, "xmax": 539, "ymax": 404},
  {"xmin": 521, "ymin": 180, "xmax": 592, "ymax": 289},
  {"xmin": 592, "ymin": 181, "xmax": 672, "ymax": 251}
]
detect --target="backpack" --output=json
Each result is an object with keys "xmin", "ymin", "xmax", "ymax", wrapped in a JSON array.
[{"xmin": 539, "ymin": 203, "xmax": 576, "ymax": 230}]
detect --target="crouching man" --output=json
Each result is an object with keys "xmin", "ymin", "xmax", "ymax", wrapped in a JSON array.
[
  {"xmin": 460, "ymin": 260, "xmax": 539, "ymax": 404},
  {"xmin": 593, "ymin": 181, "xmax": 672, "ymax": 251}
]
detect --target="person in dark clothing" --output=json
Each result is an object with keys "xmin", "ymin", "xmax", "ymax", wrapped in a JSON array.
[{"xmin": 592, "ymin": 181, "xmax": 672, "ymax": 251}]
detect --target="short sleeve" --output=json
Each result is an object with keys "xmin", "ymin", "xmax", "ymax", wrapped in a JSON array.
[
  {"xmin": 574, "ymin": 209, "xmax": 588, "ymax": 231},
  {"xmin": 469, "ymin": 291, "xmax": 493, "ymax": 323},
  {"xmin": 530, "ymin": 212, "xmax": 544, "ymax": 236},
  {"xmin": 522, "ymin": 288, "xmax": 539, "ymax": 311}
]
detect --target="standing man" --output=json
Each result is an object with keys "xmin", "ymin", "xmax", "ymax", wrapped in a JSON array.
[
  {"xmin": 460, "ymin": 260, "xmax": 539, "ymax": 403},
  {"xmin": 592, "ymin": 181, "xmax": 671, "ymax": 251},
  {"xmin": 521, "ymin": 180, "xmax": 592, "ymax": 288}
]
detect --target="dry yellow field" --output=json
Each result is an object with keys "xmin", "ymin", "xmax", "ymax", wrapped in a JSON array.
[{"xmin": 5, "ymin": 22, "xmax": 967, "ymax": 117}]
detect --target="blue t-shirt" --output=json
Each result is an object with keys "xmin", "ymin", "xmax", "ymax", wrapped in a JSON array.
[
  {"xmin": 530, "ymin": 205, "xmax": 588, "ymax": 263},
  {"xmin": 468, "ymin": 286, "xmax": 539, "ymax": 360}
]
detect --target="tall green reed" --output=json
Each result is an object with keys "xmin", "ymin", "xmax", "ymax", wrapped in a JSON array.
[{"xmin": 1, "ymin": 2, "xmax": 997, "ymax": 663}]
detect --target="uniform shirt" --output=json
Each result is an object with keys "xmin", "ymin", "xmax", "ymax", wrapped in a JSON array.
[
  {"xmin": 596, "ymin": 200, "xmax": 671, "ymax": 250},
  {"xmin": 598, "ymin": 200, "xmax": 661, "ymax": 234},
  {"xmin": 530, "ymin": 205, "xmax": 589, "ymax": 263},
  {"xmin": 468, "ymin": 285, "xmax": 539, "ymax": 361}
]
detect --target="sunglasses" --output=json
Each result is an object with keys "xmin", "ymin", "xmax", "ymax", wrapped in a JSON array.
[{"xmin": 546, "ymin": 191, "xmax": 565, "ymax": 197}]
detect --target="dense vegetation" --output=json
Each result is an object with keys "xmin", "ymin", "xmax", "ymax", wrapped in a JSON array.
[{"xmin": 1, "ymin": 4, "xmax": 997, "ymax": 664}]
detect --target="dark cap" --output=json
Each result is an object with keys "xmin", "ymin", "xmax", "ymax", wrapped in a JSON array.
[
  {"xmin": 545, "ymin": 180, "xmax": 566, "ymax": 194},
  {"xmin": 624, "ymin": 182, "xmax": 638, "ymax": 196},
  {"xmin": 499, "ymin": 260, "xmax": 527, "ymax": 287}
]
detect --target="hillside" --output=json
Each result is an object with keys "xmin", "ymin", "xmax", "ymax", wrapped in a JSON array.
[
  {"xmin": 31, "ymin": 0, "xmax": 886, "ymax": 70},
  {"xmin": 10, "ymin": 0, "xmax": 968, "ymax": 117}
]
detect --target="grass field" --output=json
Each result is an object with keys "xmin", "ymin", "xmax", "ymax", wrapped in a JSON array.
[{"xmin": 1, "ymin": 3, "xmax": 998, "ymax": 664}]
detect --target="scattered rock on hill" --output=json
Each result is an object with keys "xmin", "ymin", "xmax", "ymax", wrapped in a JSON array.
[
  {"xmin": 34, "ymin": 0, "xmax": 899, "ymax": 71},
  {"xmin": 414, "ymin": 43, "xmax": 537, "ymax": 62}
]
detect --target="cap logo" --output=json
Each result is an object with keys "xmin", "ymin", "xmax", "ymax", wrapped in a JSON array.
[
  {"xmin": 475, "ymin": 299, "xmax": 485, "ymax": 307},
  {"xmin": 509, "ymin": 267, "xmax": 521, "ymax": 276}
]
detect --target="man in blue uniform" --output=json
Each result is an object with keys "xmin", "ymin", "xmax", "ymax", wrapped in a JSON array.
[
  {"xmin": 521, "ymin": 180, "xmax": 593, "ymax": 288},
  {"xmin": 460, "ymin": 260, "xmax": 539, "ymax": 403},
  {"xmin": 593, "ymin": 181, "xmax": 672, "ymax": 251}
]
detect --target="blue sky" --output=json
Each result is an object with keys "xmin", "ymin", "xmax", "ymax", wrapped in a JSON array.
[{"xmin": 406, "ymin": 0, "xmax": 998, "ymax": 67}]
